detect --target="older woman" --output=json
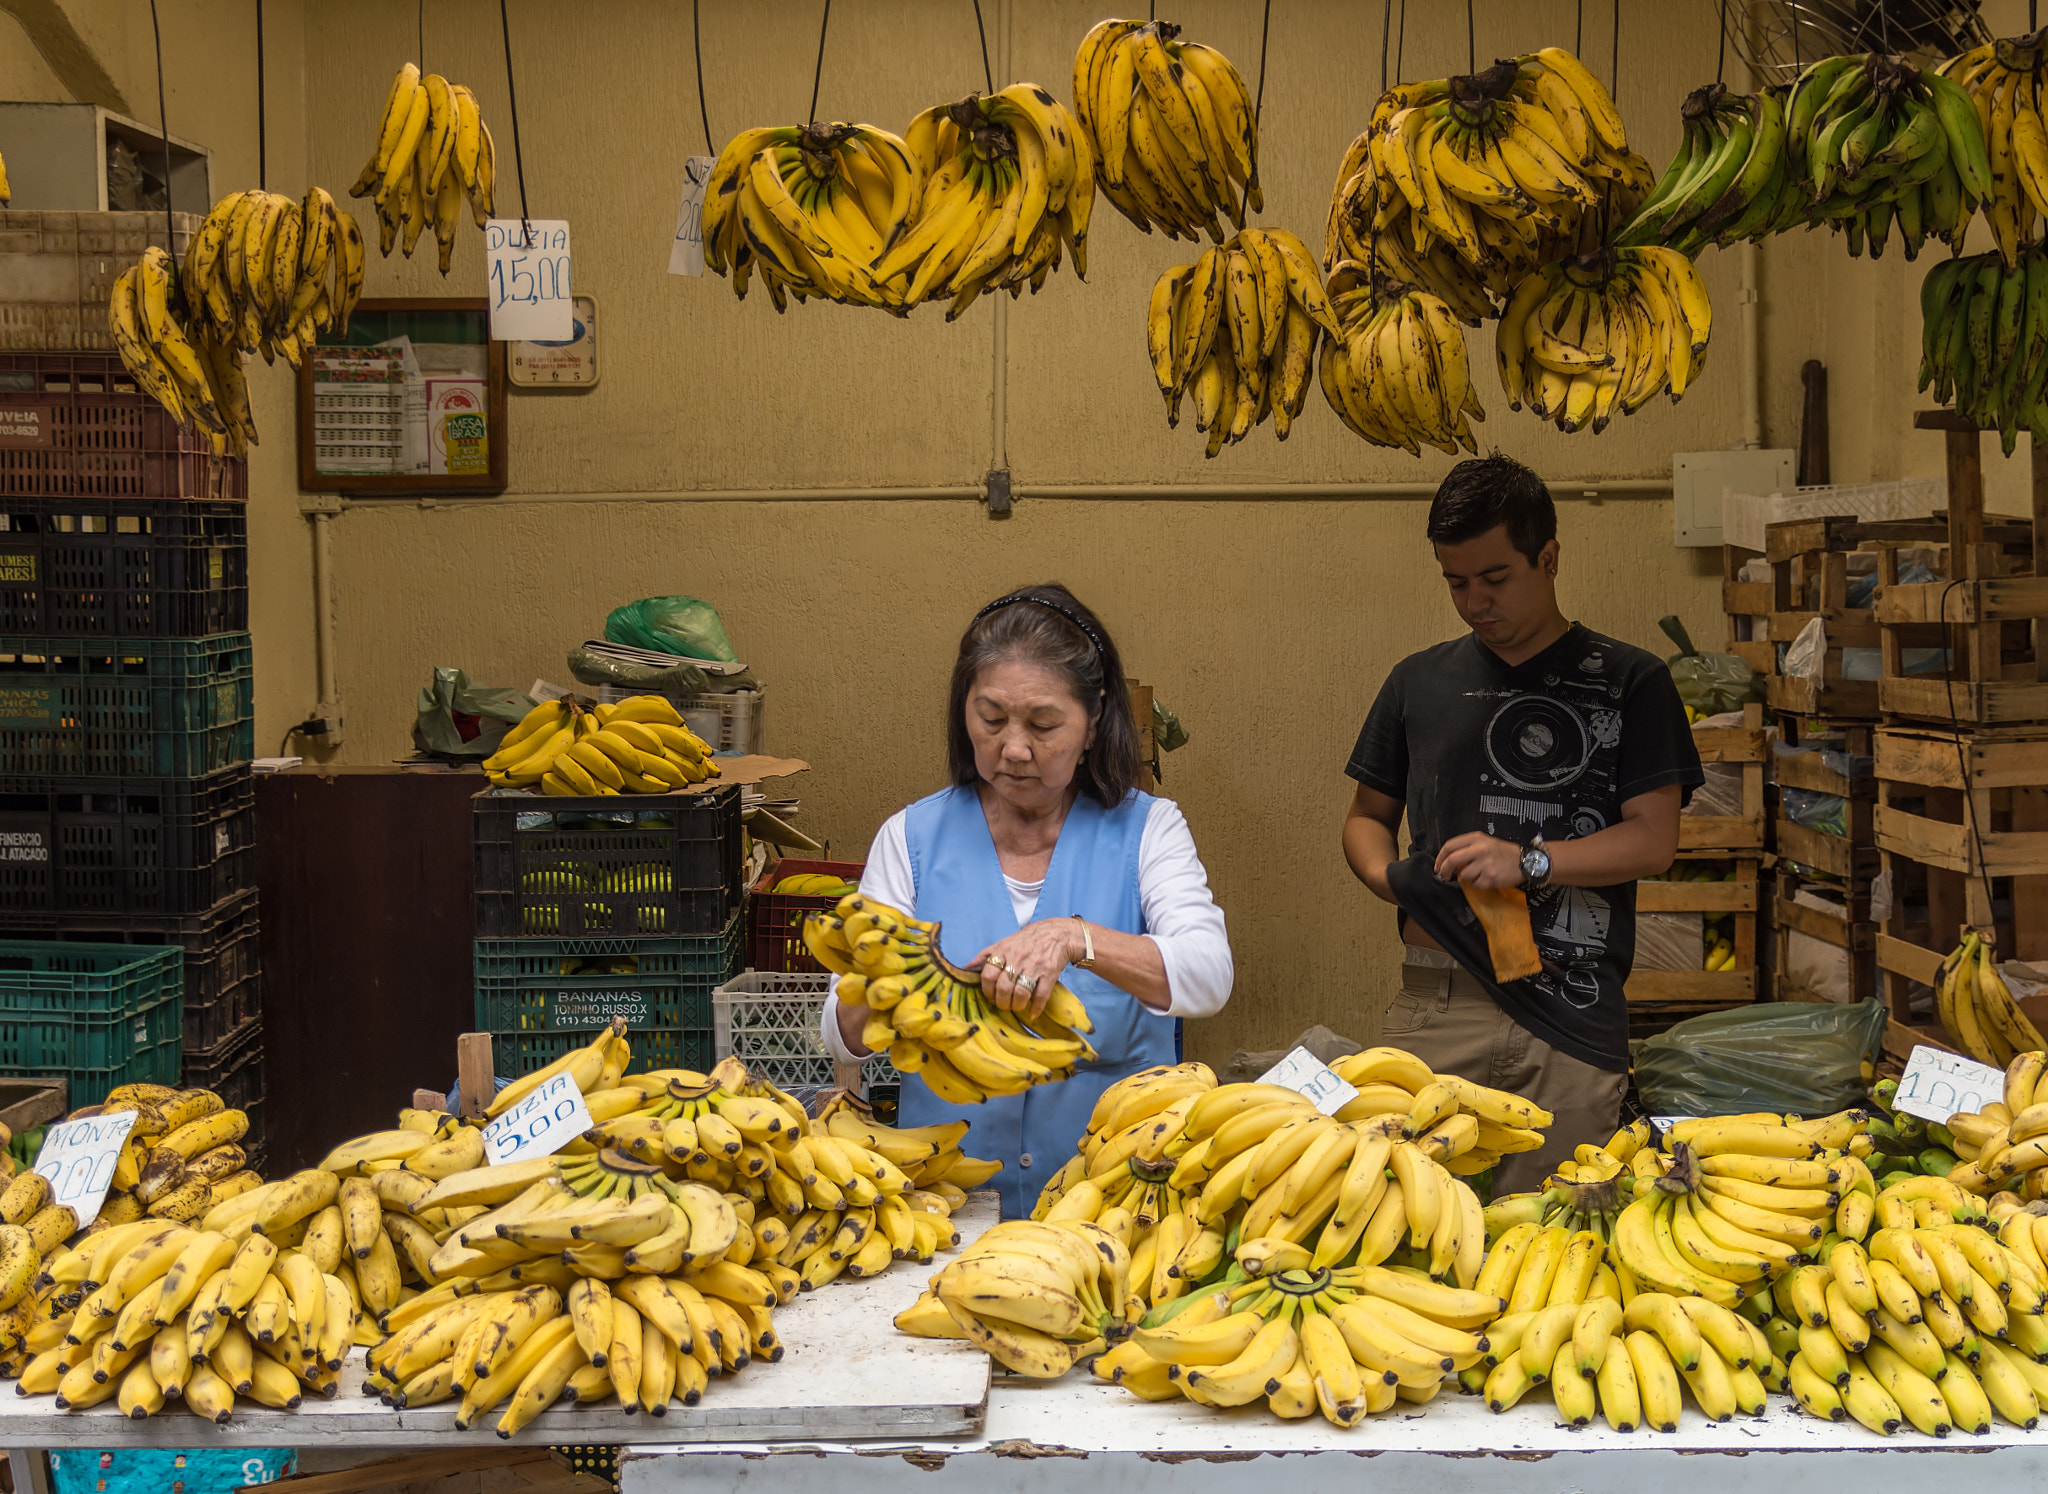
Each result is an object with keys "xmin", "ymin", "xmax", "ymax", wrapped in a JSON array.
[{"xmin": 822, "ymin": 583, "xmax": 1233, "ymax": 1218}]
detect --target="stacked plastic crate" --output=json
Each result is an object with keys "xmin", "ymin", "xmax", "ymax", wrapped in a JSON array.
[
  {"xmin": 470, "ymin": 780, "xmax": 745, "ymax": 1083},
  {"xmin": 0, "ymin": 351, "xmax": 260, "ymax": 1155}
]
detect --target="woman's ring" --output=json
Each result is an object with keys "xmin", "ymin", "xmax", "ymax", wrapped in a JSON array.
[{"xmin": 986, "ymin": 955, "xmax": 1009, "ymax": 972}]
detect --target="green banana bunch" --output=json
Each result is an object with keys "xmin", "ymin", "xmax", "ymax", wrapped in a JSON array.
[
  {"xmin": 1618, "ymin": 83, "xmax": 1791, "ymax": 253},
  {"xmin": 1918, "ymin": 247, "xmax": 2048, "ymax": 453}
]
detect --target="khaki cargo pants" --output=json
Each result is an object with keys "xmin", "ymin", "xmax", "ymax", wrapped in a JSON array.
[{"xmin": 1385, "ymin": 950, "xmax": 1628, "ymax": 1197}]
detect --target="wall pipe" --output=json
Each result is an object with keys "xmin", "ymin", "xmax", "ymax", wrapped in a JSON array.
[
  {"xmin": 311, "ymin": 508, "xmax": 339, "ymax": 734},
  {"xmin": 985, "ymin": 0, "xmax": 1013, "ymax": 513}
]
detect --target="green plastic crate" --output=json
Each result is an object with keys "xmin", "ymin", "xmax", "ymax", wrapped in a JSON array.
[
  {"xmin": 0, "ymin": 635, "xmax": 255, "ymax": 777},
  {"xmin": 0, "ymin": 939, "xmax": 183, "ymax": 1106}
]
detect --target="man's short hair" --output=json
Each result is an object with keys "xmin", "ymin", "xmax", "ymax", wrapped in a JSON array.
[{"xmin": 1426, "ymin": 455, "xmax": 1557, "ymax": 565}]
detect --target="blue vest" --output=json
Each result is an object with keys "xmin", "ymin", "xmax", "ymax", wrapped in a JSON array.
[{"xmin": 897, "ymin": 784, "xmax": 1179, "ymax": 1218}]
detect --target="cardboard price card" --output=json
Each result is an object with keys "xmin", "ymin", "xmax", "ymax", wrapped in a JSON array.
[
  {"xmin": 31, "ymin": 1110, "xmax": 140, "ymax": 1228},
  {"xmin": 1256, "ymin": 1047, "xmax": 1360, "ymax": 1116},
  {"xmin": 669, "ymin": 156, "xmax": 715, "ymax": 276},
  {"xmin": 483, "ymin": 1072, "xmax": 594, "ymax": 1165},
  {"xmin": 485, "ymin": 219, "xmax": 573, "ymax": 340},
  {"xmin": 1892, "ymin": 1044, "xmax": 2006, "ymax": 1125}
]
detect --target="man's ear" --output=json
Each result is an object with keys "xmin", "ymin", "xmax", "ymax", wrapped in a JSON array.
[{"xmin": 1539, "ymin": 538, "xmax": 1560, "ymax": 578}]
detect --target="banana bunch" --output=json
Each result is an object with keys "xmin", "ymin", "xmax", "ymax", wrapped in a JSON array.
[
  {"xmin": 11, "ymin": 1213, "xmax": 361, "ymax": 1420},
  {"xmin": 82, "ymin": 1084, "xmax": 259, "ymax": 1231},
  {"xmin": 484, "ymin": 695, "xmax": 721, "ymax": 796},
  {"xmin": 107, "ymin": 247, "xmax": 250, "ymax": 456},
  {"xmin": 1922, "ymin": 935, "xmax": 2048, "ymax": 1066},
  {"xmin": 770, "ymin": 872, "xmax": 861, "ymax": 897},
  {"xmin": 1941, "ymin": 34, "xmax": 2048, "ymax": 268},
  {"xmin": 1496, "ymin": 245, "xmax": 1713, "ymax": 432},
  {"xmin": 1864, "ymin": 1079, "xmax": 1956, "ymax": 1180},
  {"xmin": 1619, "ymin": 85, "xmax": 1796, "ymax": 254},
  {"xmin": 180, "ymin": 187, "xmax": 365, "ymax": 377},
  {"xmin": 811, "ymin": 895, "xmax": 1098, "ymax": 1101},
  {"xmin": 1327, "ymin": 1046, "xmax": 1553, "ymax": 1178},
  {"xmin": 1071, "ymin": 19, "xmax": 1260, "ymax": 242},
  {"xmin": 878, "ymin": 87, "xmax": 1096, "ymax": 317},
  {"xmin": 0, "ymin": 148, "xmax": 9, "ymax": 204},
  {"xmin": 896, "ymin": 1218, "xmax": 1130, "ymax": 1377},
  {"xmin": 1922, "ymin": 1050, "xmax": 2048, "ymax": 1200},
  {"xmin": 699, "ymin": 122, "xmax": 927, "ymax": 312},
  {"xmin": 348, "ymin": 63, "xmax": 495, "ymax": 269},
  {"xmin": 1094, "ymin": 1256, "xmax": 1497, "ymax": 1421},
  {"xmin": 1317, "ymin": 265, "xmax": 1483, "ymax": 456},
  {"xmin": 1329, "ymin": 52, "xmax": 1652, "ymax": 319},
  {"xmin": 1145, "ymin": 227, "xmax": 1343, "ymax": 452}
]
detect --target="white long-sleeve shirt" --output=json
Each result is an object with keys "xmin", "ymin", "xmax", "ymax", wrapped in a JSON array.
[{"xmin": 820, "ymin": 796, "xmax": 1233, "ymax": 1066}]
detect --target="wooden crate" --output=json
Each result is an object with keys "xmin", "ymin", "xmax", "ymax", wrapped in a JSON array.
[
  {"xmin": 1626, "ymin": 855, "xmax": 1760, "ymax": 1009},
  {"xmin": 1722, "ymin": 542, "xmax": 1774, "ymax": 676},
  {"xmin": 1775, "ymin": 869, "xmax": 1877, "ymax": 1005},
  {"xmin": 1678, "ymin": 703, "xmax": 1768, "ymax": 853}
]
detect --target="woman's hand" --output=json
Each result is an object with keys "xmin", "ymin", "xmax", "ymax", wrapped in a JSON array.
[{"xmin": 972, "ymin": 918, "xmax": 1086, "ymax": 1021}]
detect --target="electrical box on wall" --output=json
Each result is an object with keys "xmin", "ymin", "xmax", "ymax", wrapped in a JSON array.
[{"xmin": 1671, "ymin": 449, "xmax": 1796, "ymax": 548}]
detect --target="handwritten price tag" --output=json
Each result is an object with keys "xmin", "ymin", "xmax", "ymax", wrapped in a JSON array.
[
  {"xmin": 31, "ymin": 1111, "xmax": 139, "ymax": 1228},
  {"xmin": 485, "ymin": 219, "xmax": 573, "ymax": 340},
  {"xmin": 1256, "ymin": 1047, "xmax": 1360, "ymax": 1116},
  {"xmin": 669, "ymin": 156, "xmax": 716, "ymax": 277},
  {"xmin": 1892, "ymin": 1044, "xmax": 2006, "ymax": 1125},
  {"xmin": 483, "ymin": 1072, "xmax": 593, "ymax": 1165}
]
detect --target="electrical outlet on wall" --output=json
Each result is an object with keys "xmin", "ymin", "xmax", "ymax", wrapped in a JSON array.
[
  {"xmin": 1671, "ymin": 449, "xmax": 1796, "ymax": 547},
  {"xmin": 302, "ymin": 701, "xmax": 345, "ymax": 749}
]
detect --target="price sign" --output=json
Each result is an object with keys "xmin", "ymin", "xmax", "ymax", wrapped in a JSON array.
[
  {"xmin": 485, "ymin": 219, "xmax": 573, "ymax": 340},
  {"xmin": 1892, "ymin": 1044, "xmax": 2006, "ymax": 1125},
  {"xmin": 31, "ymin": 1110, "xmax": 139, "ymax": 1227},
  {"xmin": 1256, "ymin": 1047, "xmax": 1360, "ymax": 1116},
  {"xmin": 668, "ymin": 156, "xmax": 716, "ymax": 276},
  {"xmin": 482, "ymin": 1071, "xmax": 593, "ymax": 1165}
]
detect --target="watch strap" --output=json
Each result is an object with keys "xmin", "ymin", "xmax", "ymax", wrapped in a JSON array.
[{"xmin": 1073, "ymin": 915, "xmax": 1096, "ymax": 969}]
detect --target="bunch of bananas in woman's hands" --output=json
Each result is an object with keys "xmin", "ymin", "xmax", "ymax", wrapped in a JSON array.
[
  {"xmin": 1071, "ymin": 18, "xmax": 1260, "ymax": 242},
  {"xmin": 1317, "ymin": 267, "xmax": 1483, "ymax": 456},
  {"xmin": 699, "ymin": 122, "xmax": 923, "ymax": 312},
  {"xmin": 896, "ymin": 1218, "xmax": 1130, "ymax": 1376},
  {"xmin": 483, "ymin": 695, "xmax": 719, "ymax": 795},
  {"xmin": 1145, "ymin": 227, "xmax": 1341, "ymax": 451},
  {"xmin": 349, "ymin": 63, "xmax": 496, "ymax": 268},
  {"xmin": 810, "ymin": 896, "xmax": 1096, "ymax": 1101},
  {"xmin": 1941, "ymin": 33, "xmax": 2048, "ymax": 267},
  {"xmin": 1495, "ymin": 246, "xmax": 1711, "ymax": 432}
]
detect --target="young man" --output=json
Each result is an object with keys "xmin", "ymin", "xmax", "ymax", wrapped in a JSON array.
[{"xmin": 1342, "ymin": 455, "xmax": 1702, "ymax": 1192}]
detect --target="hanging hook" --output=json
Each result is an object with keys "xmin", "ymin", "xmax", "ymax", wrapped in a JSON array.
[{"xmin": 809, "ymin": 0, "xmax": 832, "ymax": 123}]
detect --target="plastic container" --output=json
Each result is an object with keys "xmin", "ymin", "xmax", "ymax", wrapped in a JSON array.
[
  {"xmin": 0, "ymin": 633, "xmax": 254, "ymax": 777},
  {"xmin": 472, "ymin": 782, "xmax": 741, "ymax": 938},
  {"xmin": 0, "ymin": 496, "xmax": 248, "ymax": 637},
  {"xmin": 711, "ymin": 969, "xmax": 899, "ymax": 1092},
  {"xmin": 746, "ymin": 857, "xmax": 865, "ymax": 973},
  {"xmin": 0, "ymin": 351, "xmax": 243, "ymax": 502},
  {"xmin": 0, "ymin": 767, "xmax": 256, "ymax": 918},
  {"xmin": 0, "ymin": 889, "xmax": 260, "ymax": 1052},
  {"xmin": 181, "ymin": 1013, "xmax": 262, "ymax": 1116},
  {"xmin": 0, "ymin": 939, "xmax": 183, "ymax": 1107},
  {"xmin": 473, "ymin": 915, "xmax": 740, "ymax": 1080},
  {"xmin": 590, "ymin": 686, "xmax": 762, "ymax": 757}
]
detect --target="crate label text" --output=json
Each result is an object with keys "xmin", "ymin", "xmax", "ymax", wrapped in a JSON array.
[
  {"xmin": 0, "ymin": 829, "xmax": 47, "ymax": 863},
  {"xmin": 32, "ymin": 1111, "xmax": 140, "ymax": 1228},
  {"xmin": 0, "ymin": 686, "xmax": 54, "ymax": 725},
  {"xmin": 0, "ymin": 408, "xmax": 48, "ymax": 447},
  {"xmin": 0, "ymin": 551, "xmax": 35, "ymax": 584},
  {"xmin": 483, "ymin": 1072, "xmax": 594, "ymax": 1165},
  {"xmin": 547, "ymin": 989, "xmax": 655, "ymax": 1028}
]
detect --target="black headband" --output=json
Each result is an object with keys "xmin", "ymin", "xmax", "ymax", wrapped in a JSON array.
[{"xmin": 972, "ymin": 592, "xmax": 1109, "ymax": 668}]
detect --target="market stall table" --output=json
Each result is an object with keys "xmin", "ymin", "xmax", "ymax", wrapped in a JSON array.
[{"xmin": 0, "ymin": 1195, "xmax": 995, "ymax": 1491}]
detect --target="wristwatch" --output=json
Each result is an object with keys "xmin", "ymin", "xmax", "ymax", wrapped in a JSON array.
[{"xmin": 1519, "ymin": 840, "xmax": 1552, "ymax": 891}]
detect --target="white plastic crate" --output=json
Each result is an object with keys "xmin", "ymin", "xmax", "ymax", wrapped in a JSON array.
[
  {"xmin": 595, "ymin": 685, "xmax": 764, "ymax": 756},
  {"xmin": 1722, "ymin": 477, "xmax": 1946, "ymax": 554},
  {"xmin": 711, "ymin": 969, "xmax": 895, "ymax": 1092}
]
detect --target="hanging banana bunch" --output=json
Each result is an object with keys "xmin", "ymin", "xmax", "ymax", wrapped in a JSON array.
[
  {"xmin": 1618, "ymin": 84, "xmax": 1795, "ymax": 254},
  {"xmin": 1942, "ymin": 34, "xmax": 2048, "ymax": 268},
  {"xmin": 699, "ymin": 122, "xmax": 924, "ymax": 312},
  {"xmin": 1317, "ymin": 262, "xmax": 1484, "ymax": 457},
  {"xmin": 348, "ymin": 63, "xmax": 497, "ymax": 271},
  {"xmin": 108, "ymin": 247, "xmax": 251, "ymax": 455},
  {"xmin": 1918, "ymin": 247, "xmax": 2048, "ymax": 454},
  {"xmin": 179, "ymin": 188, "xmax": 365, "ymax": 371},
  {"xmin": 1494, "ymin": 246, "xmax": 1712, "ymax": 433},
  {"xmin": 1145, "ymin": 227, "xmax": 1342, "ymax": 452},
  {"xmin": 1071, "ymin": 18, "xmax": 1261, "ymax": 242}
]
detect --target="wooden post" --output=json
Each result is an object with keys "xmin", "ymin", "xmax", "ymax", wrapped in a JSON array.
[
  {"xmin": 411, "ymin": 1088, "xmax": 444, "ymax": 1111},
  {"xmin": 2034, "ymin": 440, "xmax": 2048, "ymax": 677},
  {"xmin": 1800, "ymin": 360, "xmax": 1830, "ymax": 486},
  {"xmin": 1914, "ymin": 410, "xmax": 1985, "ymax": 555},
  {"xmin": 456, "ymin": 1033, "xmax": 495, "ymax": 1119}
]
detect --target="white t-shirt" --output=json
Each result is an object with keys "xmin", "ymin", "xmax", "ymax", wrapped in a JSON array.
[{"xmin": 820, "ymin": 796, "xmax": 1233, "ymax": 1066}]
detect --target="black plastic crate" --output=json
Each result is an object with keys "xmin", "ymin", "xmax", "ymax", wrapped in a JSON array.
[
  {"xmin": 0, "ymin": 768, "xmax": 256, "ymax": 918},
  {"xmin": 0, "ymin": 497, "xmax": 248, "ymax": 638},
  {"xmin": 0, "ymin": 634, "xmax": 254, "ymax": 777},
  {"xmin": 0, "ymin": 888, "xmax": 259, "ymax": 1051},
  {"xmin": 182, "ymin": 1013, "xmax": 262, "ymax": 1116},
  {"xmin": 472, "ymin": 783, "xmax": 741, "ymax": 938},
  {"xmin": 0, "ymin": 352, "xmax": 244, "ymax": 502}
]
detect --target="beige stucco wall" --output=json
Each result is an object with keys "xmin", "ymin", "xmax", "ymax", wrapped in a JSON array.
[{"xmin": 13, "ymin": 0, "xmax": 1853, "ymax": 1063}]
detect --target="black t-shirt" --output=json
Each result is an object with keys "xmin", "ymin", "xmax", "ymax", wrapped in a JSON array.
[{"xmin": 1347, "ymin": 623, "xmax": 1704, "ymax": 1071}]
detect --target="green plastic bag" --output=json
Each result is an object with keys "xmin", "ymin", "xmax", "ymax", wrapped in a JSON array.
[
  {"xmin": 1634, "ymin": 1000, "xmax": 1887, "ymax": 1118},
  {"xmin": 605, "ymin": 596, "xmax": 738, "ymax": 661},
  {"xmin": 1660, "ymin": 615, "xmax": 1763, "ymax": 715},
  {"xmin": 413, "ymin": 667, "xmax": 535, "ymax": 758}
]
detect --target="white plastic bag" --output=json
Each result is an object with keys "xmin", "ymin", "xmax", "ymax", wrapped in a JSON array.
[{"xmin": 1786, "ymin": 615, "xmax": 1828, "ymax": 681}]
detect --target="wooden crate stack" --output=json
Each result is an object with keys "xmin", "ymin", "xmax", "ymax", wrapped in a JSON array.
[
  {"xmin": 1872, "ymin": 412, "xmax": 2048, "ymax": 1061},
  {"xmin": 1628, "ymin": 704, "xmax": 1767, "ymax": 1015}
]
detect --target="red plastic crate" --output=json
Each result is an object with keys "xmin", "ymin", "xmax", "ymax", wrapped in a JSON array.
[
  {"xmin": 746, "ymin": 858, "xmax": 866, "ymax": 973},
  {"xmin": 0, "ymin": 353, "xmax": 245, "ymax": 502}
]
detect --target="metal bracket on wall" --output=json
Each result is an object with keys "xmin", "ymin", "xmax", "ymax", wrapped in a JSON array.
[{"xmin": 985, "ymin": 468, "xmax": 1012, "ymax": 518}]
